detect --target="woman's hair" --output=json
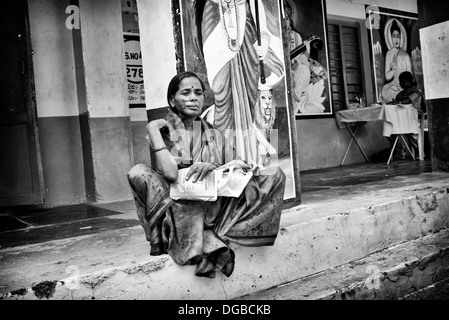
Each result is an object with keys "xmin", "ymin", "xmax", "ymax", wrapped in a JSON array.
[
  {"xmin": 166, "ymin": 71, "xmax": 206, "ymax": 109},
  {"xmin": 390, "ymin": 19, "xmax": 401, "ymax": 35},
  {"xmin": 399, "ymin": 71, "xmax": 416, "ymax": 86}
]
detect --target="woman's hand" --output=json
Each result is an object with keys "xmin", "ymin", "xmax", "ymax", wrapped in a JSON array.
[
  {"xmin": 253, "ymin": 32, "xmax": 270, "ymax": 61},
  {"xmin": 146, "ymin": 119, "xmax": 178, "ymax": 182},
  {"xmin": 185, "ymin": 162, "xmax": 218, "ymax": 183},
  {"xmin": 147, "ymin": 119, "xmax": 169, "ymax": 132},
  {"xmin": 216, "ymin": 160, "xmax": 252, "ymax": 171},
  {"xmin": 232, "ymin": 160, "xmax": 252, "ymax": 170}
]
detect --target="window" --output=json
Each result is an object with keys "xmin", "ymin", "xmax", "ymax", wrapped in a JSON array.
[{"xmin": 327, "ymin": 22, "xmax": 364, "ymax": 112}]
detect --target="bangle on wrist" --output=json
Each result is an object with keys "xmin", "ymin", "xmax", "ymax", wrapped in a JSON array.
[{"xmin": 153, "ymin": 146, "xmax": 167, "ymax": 153}]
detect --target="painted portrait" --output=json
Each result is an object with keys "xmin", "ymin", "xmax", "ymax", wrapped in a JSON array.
[
  {"xmin": 172, "ymin": 0, "xmax": 300, "ymax": 203},
  {"xmin": 366, "ymin": 7, "xmax": 423, "ymax": 103},
  {"xmin": 283, "ymin": 0, "xmax": 332, "ymax": 117}
]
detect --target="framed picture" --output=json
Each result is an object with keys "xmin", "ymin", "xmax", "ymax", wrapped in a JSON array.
[
  {"xmin": 366, "ymin": 6, "xmax": 423, "ymax": 104},
  {"xmin": 283, "ymin": 0, "xmax": 332, "ymax": 118},
  {"xmin": 171, "ymin": 0, "xmax": 301, "ymax": 206}
]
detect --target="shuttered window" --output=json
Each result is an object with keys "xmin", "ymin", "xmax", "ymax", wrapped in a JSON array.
[{"xmin": 327, "ymin": 22, "xmax": 364, "ymax": 112}]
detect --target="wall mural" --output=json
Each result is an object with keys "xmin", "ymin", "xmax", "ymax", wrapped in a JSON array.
[
  {"xmin": 366, "ymin": 6, "xmax": 423, "ymax": 104},
  {"xmin": 172, "ymin": 0, "xmax": 300, "ymax": 203},
  {"xmin": 283, "ymin": 0, "xmax": 332, "ymax": 117}
]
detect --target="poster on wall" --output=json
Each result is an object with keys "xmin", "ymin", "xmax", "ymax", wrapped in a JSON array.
[
  {"xmin": 283, "ymin": 0, "xmax": 332, "ymax": 117},
  {"xmin": 172, "ymin": 0, "xmax": 300, "ymax": 204},
  {"xmin": 419, "ymin": 20, "xmax": 449, "ymax": 100},
  {"xmin": 124, "ymin": 35, "xmax": 146, "ymax": 106},
  {"xmin": 366, "ymin": 6, "xmax": 423, "ymax": 104}
]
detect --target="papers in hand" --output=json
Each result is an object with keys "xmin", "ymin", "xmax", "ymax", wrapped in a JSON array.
[
  {"xmin": 169, "ymin": 161, "xmax": 257, "ymax": 201},
  {"xmin": 170, "ymin": 168, "xmax": 217, "ymax": 201},
  {"xmin": 216, "ymin": 163, "xmax": 254, "ymax": 198}
]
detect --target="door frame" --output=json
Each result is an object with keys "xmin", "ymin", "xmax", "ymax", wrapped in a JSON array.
[{"xmin": 0, "ymin": 0, "xmax": 44, "ymax": 206}]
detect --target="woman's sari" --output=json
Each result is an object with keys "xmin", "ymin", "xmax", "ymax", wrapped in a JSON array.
[{"xmin": 128, "ymin": 110, "xmax": 286, "ymax": 277}]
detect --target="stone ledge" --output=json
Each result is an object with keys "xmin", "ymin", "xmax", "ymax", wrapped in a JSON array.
[
  {"xmin": 1, "ymin": 188, "xmax": 448, "ymax": 300},
  {"xmin": 237, "ymin": 228, "xmax": 449, "ymax": 300}
]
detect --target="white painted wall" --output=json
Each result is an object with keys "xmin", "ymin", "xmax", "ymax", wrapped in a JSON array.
[
  {"xmin": 29, "ymin": 0, "xmax": 131, "ymax": 119},
  {"xmin": 78, "ymin": 0, "xmax": 129, "ymax": 118},
  {"xmin": 28, "ymin": 0, "xmax": 79, "ymax": 118},
  {"xmin": 137, "ymin": 0, "xmax": 177, "ymax": 111},
  {"xmin": 326, "ymin": 0, "xmax": 417, "ymax": 19}
]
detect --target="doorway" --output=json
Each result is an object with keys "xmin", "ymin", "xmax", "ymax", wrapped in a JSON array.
[{"xmin": 0, "ymin": 0, "xmax": 44, "ymax": 206}]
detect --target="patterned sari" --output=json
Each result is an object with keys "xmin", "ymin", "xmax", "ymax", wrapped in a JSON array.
[{"xmin": 127, "ymin": 110, "xmax": 286, "ymax": 277}]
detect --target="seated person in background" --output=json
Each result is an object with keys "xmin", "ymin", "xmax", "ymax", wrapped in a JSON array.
[
  {"xmin": 127, "ymin": 71, "xmax": 286, "ymax": 278},
  {"xmin": 387, "ymin": 71, "xmax": 425, "ymax": 115},
  {"xmin": 387, "ymin": 71, "xmax": 425, "ymax": 159}
]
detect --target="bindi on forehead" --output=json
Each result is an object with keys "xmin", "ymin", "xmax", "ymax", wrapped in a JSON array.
[
  {"xmin": 179, "ymin": 83, "xmax": 202, "ymax": 89},
  {"xmin": 179, "ymin": 78, "xmax": 202, "ymax": 89},
  {"xmin": 179, "ymin": 85, "xmax": 202, "ymax": 90}
]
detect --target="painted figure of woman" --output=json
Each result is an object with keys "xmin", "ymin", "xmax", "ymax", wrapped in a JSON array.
[
  {"xmin": 193, "ymin": 0, "xmax": 284, "ymax": 164},
  {"xmin": 380, "ymin": 19, "xmax": 412, "ymax": 103},
  {"xmin": 284, "ymin": 0, "xmax": 328, "ymax": 115}
]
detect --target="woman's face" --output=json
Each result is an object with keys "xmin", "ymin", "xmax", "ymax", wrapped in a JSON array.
[
  {"xmin": 170, "ymin": 77, "xmax": 204, "ymax": 119},
  {"xmin": 392, "ymin": 30, "xmax": 401, "ymax": 48}
]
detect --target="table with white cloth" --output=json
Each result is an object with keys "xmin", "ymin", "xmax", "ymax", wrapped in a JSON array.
[{"xmin": 335, "ymin": 104, "xmax": 420, "ymax": 165}]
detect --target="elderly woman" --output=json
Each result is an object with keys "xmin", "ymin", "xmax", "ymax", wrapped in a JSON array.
[{"xmin": 127, "ymin": 71, "xmax": 286, "ymax": 278}]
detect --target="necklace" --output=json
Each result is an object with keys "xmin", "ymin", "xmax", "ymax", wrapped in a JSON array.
[{"xmin": 218, "ymin": 0, "xmax": 241, "ymax": 52}]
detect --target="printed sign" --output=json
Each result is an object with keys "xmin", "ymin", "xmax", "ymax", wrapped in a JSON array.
[{"xmin": 124, "ymin": 37, "xmax": 145, "ymax": 105}]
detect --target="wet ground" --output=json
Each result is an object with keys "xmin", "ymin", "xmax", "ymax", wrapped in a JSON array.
[{"xmin": 0, "ymin": 159, "xmax": 434, "ymax": 249}]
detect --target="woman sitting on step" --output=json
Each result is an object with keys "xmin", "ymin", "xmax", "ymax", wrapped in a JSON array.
[{"xmin": 127, "ymin": 71, "xmax": 286, "ymax": 278}]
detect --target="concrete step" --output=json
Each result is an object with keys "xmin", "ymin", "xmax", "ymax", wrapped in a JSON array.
[
  {"xmin": 236, "ymin": 228, "xmax": 449, "ymax": 300},
  {"xmin": 1, "ymin": 176, "xmax": 449, "ymax": 300},
  {"xmin": 400, "ymin": 277, "xmax": 449, "ymax": 300}
]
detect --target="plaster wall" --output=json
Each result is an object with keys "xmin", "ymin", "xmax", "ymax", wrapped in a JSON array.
[
  {"xmin": 28, "ymin": 0, "xmax": 78, "ymax": 118},
  {"xmin": 137, "ymin": 0, "xmax": 177, "ymax": 111},
  {"xmin": 298, "ymin": 119, "xmax": 389, "ymax": 170},
  {"xmin": 131, "ymin": 0, "xmax": 178, "ymax": 167},
  {"xmin": 28, "ymin": 0, "xmax": 134, "ymax": 206},
  {"xmin": 326, "ymin": 0, "xmax": 417, "ymax": 19},
  {"xmin": 28, "ymin": 0, "xmax": 86, "ymax": 205},
  {"xmin": 78, "ymin": 0, "xmax": 129, "ymax": 118},
  {"xmin": 38, "ymin": 117, "xmax": 86, "ymax": 206},
  {"xmin": 130, "ymin": 109, "xmax": 150, "ymax": 165},
  {"xmin": 75, "ymin": 0, "xmax": 134, "ymax": 202}
]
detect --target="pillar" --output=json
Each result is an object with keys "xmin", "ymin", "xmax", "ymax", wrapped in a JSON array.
[
  {"xmin": 417, "ymin": 0, "xmax": 449, "ymax": 172},
  {"xmin": 72, "ymin": 0, "xmax": 134, "ymax": 202}
]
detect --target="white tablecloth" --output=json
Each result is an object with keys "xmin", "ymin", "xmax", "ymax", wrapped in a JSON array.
[{"xmin": 336, "ymin": 104, "xmax": 419, "ymax": 137}]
